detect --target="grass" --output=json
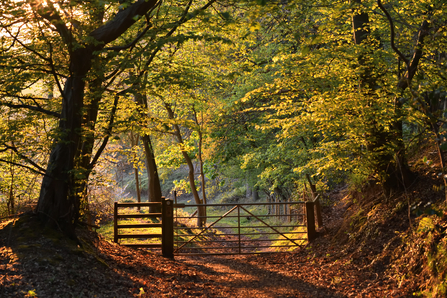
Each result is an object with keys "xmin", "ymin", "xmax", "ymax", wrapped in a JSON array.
[
  {"xmin": 270, "ymin": 226, "xmax": 308, "ymax": 251},
  {"xmin": 98, "ymin": 206, "xmax": 162, "ymax": 246}
]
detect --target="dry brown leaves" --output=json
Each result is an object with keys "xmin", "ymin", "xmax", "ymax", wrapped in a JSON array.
[{"xmin": 0, "ymin": 191, "xmax": 425, "ymax": 298}]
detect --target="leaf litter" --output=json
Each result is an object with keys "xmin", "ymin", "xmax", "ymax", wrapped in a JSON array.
[{"xmin": 0, "ymin": 191, "xmax": 427, "ymax": 298}]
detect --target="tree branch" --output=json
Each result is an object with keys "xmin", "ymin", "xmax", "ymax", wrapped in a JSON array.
[
  {"xmin": 397, "ymin": 20, "xmax": 430, "ymax": 90},
  {"xmin": 139, "ymin": 0, "xmax": 216, "ymax": 78},
  {"xmin": 377, "ymin": 0, "xmax": 430, "ymax": 90},
  {"xmin": 0, "ymin": 158, "xmax": 46, "ymax": 176},
  {"xmin": 48, "ymin": 43, "xmax": 66, "ymax": 101},
  {"xmin": 89, "ymin": 0, "xmax": 159, "ymax": 46},
  {"xmin": 89, "ymin": 93, "xmax": 120, "ymax": 168},
  {"xmin": 1, "ymin": 144, "xmax": 48, "ymax": 175},
  {"xmin": 31, "ymin": 0, "xmax": 71, "ymax": 45},
  {"xmin": 103, "ymin": 22, "xmax": 152, "ymax": 52},
  {"xmin": 3, "ymin": 25, "xmax": 50, "ymax": 63},
  {"xmin": 0, "ymin": 102, "xmax": 60, "ymax": 118},
  {"xmin": 377, "ymin": 0, "xmax": 409, "ymax": 66}
]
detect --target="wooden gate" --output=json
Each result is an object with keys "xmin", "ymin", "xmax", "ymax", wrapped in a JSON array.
[{"xmin": 113, "ymin": 198, "xmax": 173, "ymax": 258}]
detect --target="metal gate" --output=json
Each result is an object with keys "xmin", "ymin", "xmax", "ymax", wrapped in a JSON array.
[
  {"xmin": 173, "ymin": 198, "xmax": 321, "ymax": 256},
  {"xmin": 113, "ymin": 197, "xmax": 322, "ymax": 257}
]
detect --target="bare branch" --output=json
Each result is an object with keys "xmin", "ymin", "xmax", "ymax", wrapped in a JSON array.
[
  {"xmin": 0, "ymin": 158, "xmax": 46, "ymax": 176},
  {"xmin": 89, "ymin": 93, "xmax": 120, "ymax": 168},
  {"xmin": 104, "ymin": 23, "xmax": 152, "ymax": 52},
  {"xmin": 0, "ymin": 102, "xmax": 60, "ymax": 118},
  {"xmin": 377, "ymin": 0, "xmax": 409, "ymax": 66}
]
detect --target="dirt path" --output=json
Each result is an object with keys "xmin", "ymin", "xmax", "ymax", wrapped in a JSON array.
[
  {"xmin": 177, "ymin": 254, "xmax": 343, "ymax": 298},
  {"xmin": 1, "ymin": 196, "xmax": 418, "ymax": 297}
]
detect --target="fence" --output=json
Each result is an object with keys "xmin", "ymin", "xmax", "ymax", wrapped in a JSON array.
[
  {"xmin": 113, "ymin": 198, "xmax": 173, "ymax": 258},
  {"xmin": 113, "ymin": 196, "xmax": 322, "ymax": 258}
]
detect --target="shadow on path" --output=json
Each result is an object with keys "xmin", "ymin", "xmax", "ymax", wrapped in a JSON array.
[{"xmin": 179, "ymin": 253, "xmax": 345, "ymax": 298}]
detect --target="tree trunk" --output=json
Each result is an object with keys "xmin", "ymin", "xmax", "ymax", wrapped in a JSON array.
[
  {"xmin": 77, "ymin": 70, "xmax": 103, "ymax": 223},
  {"xmin": 165, "ymin": 103, "xmax": 205, "ymax": 227},
  {"xmin": 299, "ymin": 137, "xmax": 317, "ymax": 199},
  {"xmin": 197, "ymin": 129, "xmax": 207, "ymax": 224},
  {"xmin": 37, "ymin": 49, "xmax": 91, "ymax": 238},
  {"xmin": 184, "ymin": 153, "xmax": 205, "ymax": 227},
  {"xmin": 8, "ymin": 152, "xmax": 15, "ymax": 215},
  {"xmin": 351, "ymin": 0, "xmax": 412, "ymax": 195},
  {"xmin": 130, "ymin": 132, "xmax": 142, "ymax": 210},
  {"xmin": 305, "ymin": 174, "xmax": 317, "ymax": 199},
  {"xmin": 142, "ymin": 134, "xmax": 163, "ymax": 213},
  {"xmin": 193, "ymin": 108, "xmax": 207, "ymax": 224},
  {"xmin": 252, "ymin": 188, "xmax": 259, "ymax": 201},
  {"xmin": 133, "ymin": 91, "xmax": 163, "ymax": 213},
  {"xmin": 246, "ymin": 175, "xmax": 252, "ymax": 199}
]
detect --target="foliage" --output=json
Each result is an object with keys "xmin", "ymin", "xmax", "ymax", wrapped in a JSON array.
[
  {"xmin": 214, "ymin": 185, "xmax": 246, "ymax": 204},
  {"xmin": 412, "ymin": 213, "xmax": 447, "ymax": 298},
  {"xmin": 1, "ymin": 0, "xmax": 443, "ymax": 219},
  {"xmin": 207, "ymin": 0, "xmax": 447, "ymax": 198}
]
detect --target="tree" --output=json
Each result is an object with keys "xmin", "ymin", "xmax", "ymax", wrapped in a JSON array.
[
  {"xmin": 33, "ymin": 0, "xmax": 161, "ymax": 237},
  {"xmin": 1, "ymin": 0, "xmax": 218, "ymax": 237},
  {"xmin": 207, "ymin": 0, "xmax": 446, "ymax": 199},
  {"xmin": 129, "ymin": 131, "xmax": 142, "ymax": 208},
  {"xmin": 133, "ymin": 90, "xmax": 163, "ymax": 213},
  {"xmin": 350, "ymin": 0, "xmax": 407, "ymax": 193}
]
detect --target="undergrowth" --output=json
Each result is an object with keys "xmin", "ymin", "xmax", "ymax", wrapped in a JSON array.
[
  {"xmin": 394, "ymin": 210, "xmax": 447, "ymax": 298},
  {"xmin": 331, "ymin": 141, "xmax": 447, "ymax": 297}
]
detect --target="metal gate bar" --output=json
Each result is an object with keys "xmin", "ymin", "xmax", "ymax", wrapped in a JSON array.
[
  {"xmin": 175, "ymin": 238, "xmax": 305, "ymax": 244},
  {"xmin": 173, "ymin": 201, "xmax": 312, "ymax": 255},
  {"xmin": 240, "ymin": 205, "xmax": 302, "ymax": 247},
  {"xmin": 174, "ymin": 205, "xmax": 238, "ymax": 252}
]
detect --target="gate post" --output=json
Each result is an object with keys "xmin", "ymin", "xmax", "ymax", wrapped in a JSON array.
[
  {"xmin": 314, "ymin": 196, "xmax": 323, "ymax": 228},
  {"xmin": 114, "ymin": 202, "xmax": 118, "ymax": 243},
  {"xmin": 162, "ymin": 197, "xmax": 174, "ymax": 258},
  {"xmin": 306, "ymin": 201, "xmax": 316, "ymax": 242}
]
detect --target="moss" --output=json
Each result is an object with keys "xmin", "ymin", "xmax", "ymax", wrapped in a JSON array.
[
  {"xmin": 78, "ymin": 237, "xmax": 110, "ymax": 268},
  {"xmin": 349, "ymin": 208, "xmax": 366, "ymax": 230},
  {"xmin": 17, "ymin": 244, "xmax": 41, "ymax": 250},
  {"xmin": 415, "ymin": 213, "xmax": 447, "ymax": 297}
]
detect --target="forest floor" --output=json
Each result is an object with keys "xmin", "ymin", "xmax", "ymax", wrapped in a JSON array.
[{"xmin": 0, "ymin": 182, "xmax": 430, "ymax": 298}]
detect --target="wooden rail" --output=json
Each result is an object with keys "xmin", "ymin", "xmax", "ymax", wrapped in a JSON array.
[{"xmin": 113, "ymin": 198, "xmax": 174, "ymax": 258}]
